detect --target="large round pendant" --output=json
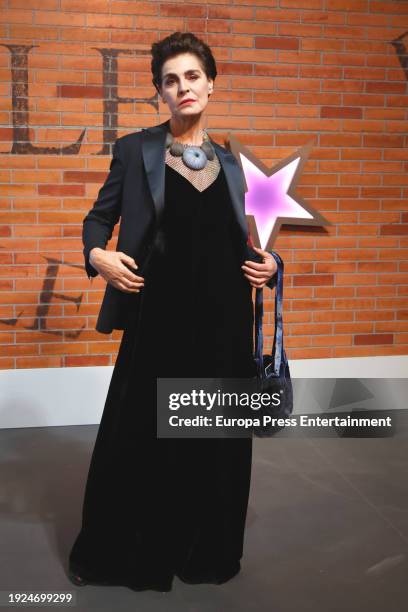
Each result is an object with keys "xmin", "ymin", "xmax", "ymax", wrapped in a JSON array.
[{"xmin": 182, "ymin": 146, "xmax": 207, "ymax": 170}]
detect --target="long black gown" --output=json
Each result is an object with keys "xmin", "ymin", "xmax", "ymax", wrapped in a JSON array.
[{"xmin": 69, "ymin": 158, "xmax": 257, "ymax": 592}]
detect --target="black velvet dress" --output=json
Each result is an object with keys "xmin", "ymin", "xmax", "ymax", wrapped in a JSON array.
[{"xmin": 69, "ymin": 158, "xmax": 257, "ymax": 592}]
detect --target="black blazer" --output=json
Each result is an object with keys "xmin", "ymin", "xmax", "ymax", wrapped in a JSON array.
[{"xmin": 82, "ymin": 118, "xmax": 276, "ymax": 334}]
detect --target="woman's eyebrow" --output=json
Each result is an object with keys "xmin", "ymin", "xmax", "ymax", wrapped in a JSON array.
[{"xmin": 163, "ymin": 69, "xmax": 201, "ymax": 78}]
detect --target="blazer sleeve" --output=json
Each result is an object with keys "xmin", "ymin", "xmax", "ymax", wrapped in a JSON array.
[
  {"xmin": 82, "ymin": 138, "xmax": 125, "ymax": 279},
  {"xmin": 229, "ymin": 152, "xmax": 277, "ymax": 291}
]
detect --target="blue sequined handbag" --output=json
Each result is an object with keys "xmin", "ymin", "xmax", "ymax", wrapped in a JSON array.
[{"xmin": 252, "ymin": 251, "xmax": 293, "ymax": 437}]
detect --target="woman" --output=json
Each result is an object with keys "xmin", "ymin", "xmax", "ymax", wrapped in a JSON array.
[{"xmin": 68, "ymin": 31, "xmax": 277, "ymax": 593}]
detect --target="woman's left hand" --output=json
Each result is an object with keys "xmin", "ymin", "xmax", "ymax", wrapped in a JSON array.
[{"xmin": 241, "ymin": 246, "xmax": 278, "ymax": 289}]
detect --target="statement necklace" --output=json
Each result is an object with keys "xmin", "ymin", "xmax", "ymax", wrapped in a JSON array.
[{"xmin": 165, "ymin": 129, "xmax": 215, "ymax": 170}]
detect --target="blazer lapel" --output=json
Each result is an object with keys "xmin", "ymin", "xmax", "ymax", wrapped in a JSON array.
[
  {"xmin": 141, "ymin": 119, "xmax": 248, "ymax": 241},
  {"xmin": 213, "ymin": 140, "xmax": 248, "ymax": 241}
]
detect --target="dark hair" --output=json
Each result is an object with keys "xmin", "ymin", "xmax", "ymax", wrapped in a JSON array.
[{"xmin": 151, "ymin": 31, "xmax": 217, "ymax": 94}]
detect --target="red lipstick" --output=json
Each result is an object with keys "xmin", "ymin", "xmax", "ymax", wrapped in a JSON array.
[{"xmin": 179, "ymin": 99, "xmax": 195, "ymax": 106}]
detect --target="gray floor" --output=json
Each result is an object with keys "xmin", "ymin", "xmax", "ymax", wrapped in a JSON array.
[{"xmin": 1, "ymin": 425, "xmax": 407, "ymax": 612}]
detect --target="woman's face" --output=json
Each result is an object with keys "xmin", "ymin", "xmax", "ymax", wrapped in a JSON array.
[{"xmin": 158, "ymin": 52, "xmax": 213, "ymax": 119}]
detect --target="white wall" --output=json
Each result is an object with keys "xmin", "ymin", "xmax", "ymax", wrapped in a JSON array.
[{"xmin": 0, "ymin": 355, "xmax": 407, "ymax": 429}]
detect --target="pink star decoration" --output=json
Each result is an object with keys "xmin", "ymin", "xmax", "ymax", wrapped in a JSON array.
[{"xmin": 227, "ymin": 135, "xmax": 331, "ymax": 250}]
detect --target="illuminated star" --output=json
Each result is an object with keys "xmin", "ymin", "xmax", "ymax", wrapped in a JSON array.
[{"xmin": 226, "ymin": 135, "xmax": 331, "ymax": 250}]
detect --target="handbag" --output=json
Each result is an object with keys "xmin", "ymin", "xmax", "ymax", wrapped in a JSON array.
[{"xmin": 252, "ymin": 251, "xmax": 293, "ymax": 437}]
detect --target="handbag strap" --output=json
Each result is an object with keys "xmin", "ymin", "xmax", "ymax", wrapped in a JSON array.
[{"xmin": 254, "ymin": 251, "xmax": 285, "ymax": 378}]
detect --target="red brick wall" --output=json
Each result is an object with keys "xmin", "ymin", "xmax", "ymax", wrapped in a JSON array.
[{"xmin": 1, "ymin": 0, "xmax": 407, "ymax": 369}]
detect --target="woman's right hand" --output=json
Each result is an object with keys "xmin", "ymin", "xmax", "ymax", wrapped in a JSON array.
[{"xmin": 89, "ymin": 248, "xmax": 145, "ymax": 293}]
